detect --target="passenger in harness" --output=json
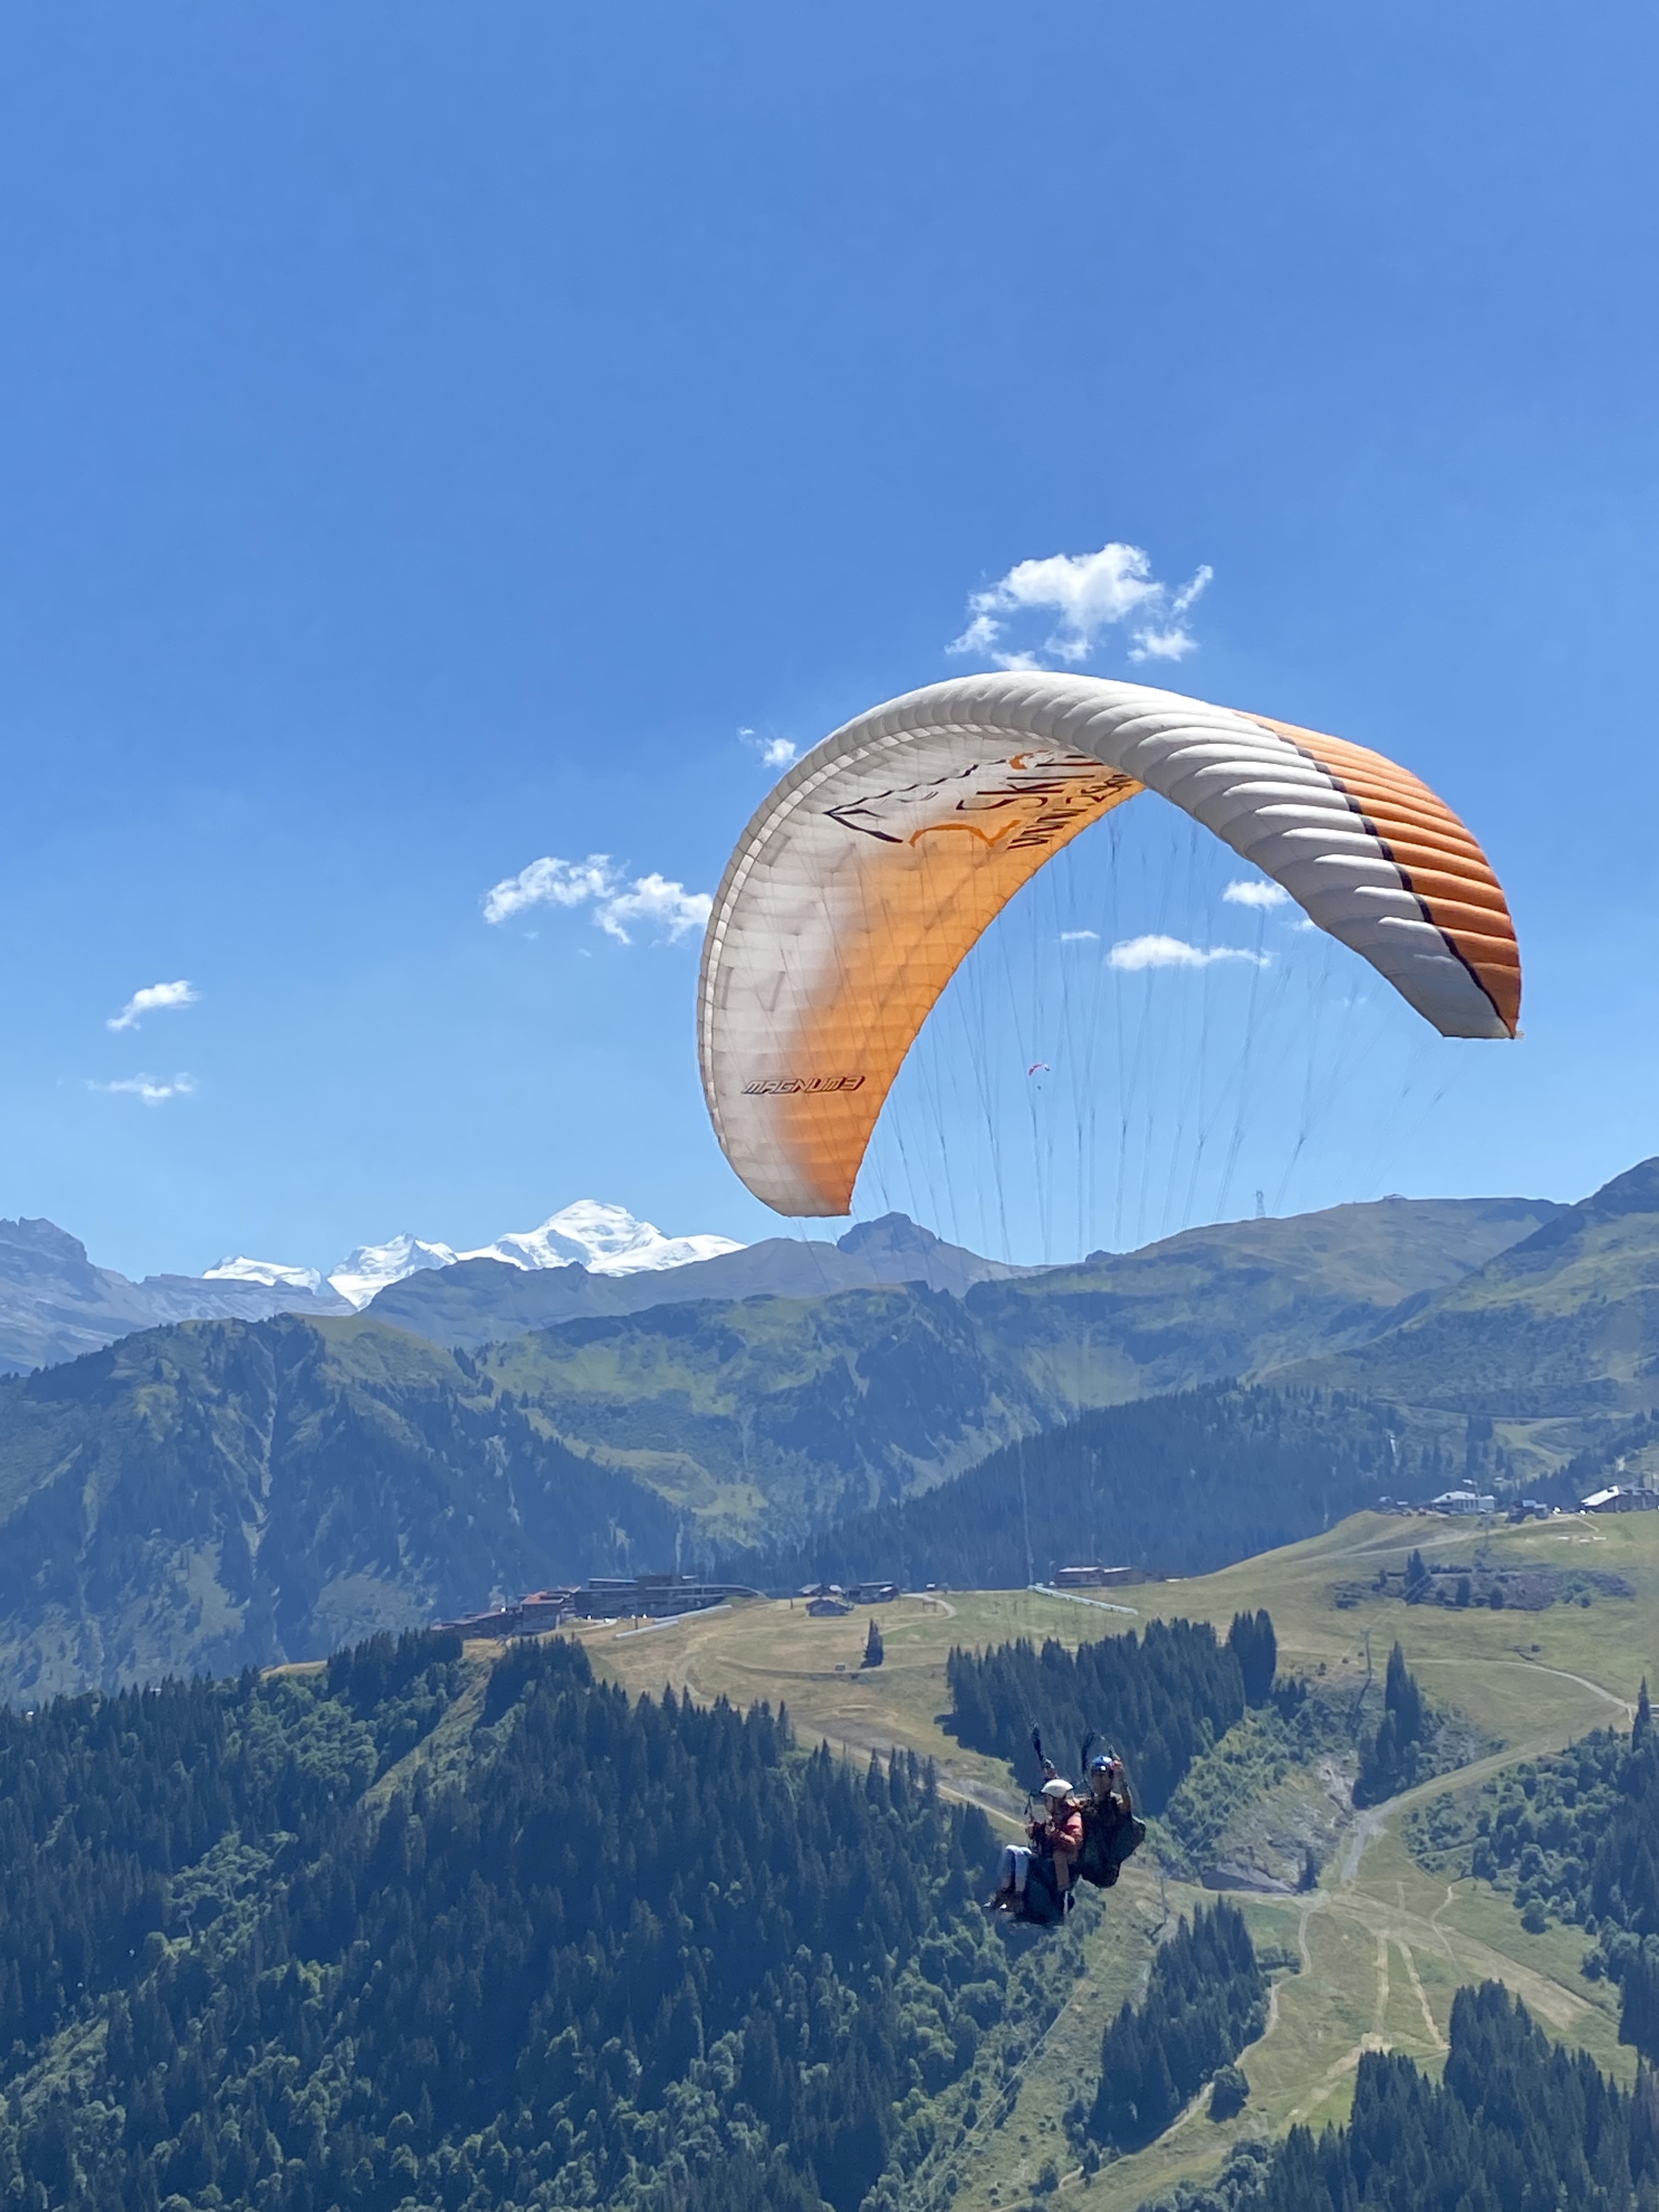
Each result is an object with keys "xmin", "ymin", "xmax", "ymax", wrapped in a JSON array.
[
  {"xmin": 984, "ymin": 1779, "xmax": 1083, "ymax": 1921},
  {"xmin": 1031, "ymin": 1726, "xmax": 1147, "ymax": 1888},
  {"xmin": 1075, "ymin": 1750, "xmax": 1144, "ymax": 1888}
]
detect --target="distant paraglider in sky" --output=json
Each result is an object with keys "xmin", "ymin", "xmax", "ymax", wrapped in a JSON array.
[{"xmin": 697, "ymin": 673, "xmax": 1520, "ymax": 1242}]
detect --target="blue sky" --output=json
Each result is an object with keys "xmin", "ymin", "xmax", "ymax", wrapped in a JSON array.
[{"xmin": 1, "ymin": 1, "xmax": 1655, "ymax": 1276}]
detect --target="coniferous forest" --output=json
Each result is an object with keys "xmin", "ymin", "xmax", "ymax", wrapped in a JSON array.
[
  {"xmin": 5, "ymin": 1614, "xmax": 1658, "ymax": 2212},
  {"xmin": 945, "ymin": 1616, "xmax": 1249, "ymax": 1808},
  {"xmin": 1088, "ymin": 1903, "xmax": 1267, "ymax": 2151},
  {"xmin": 0, "ymin": 1632, "xmax": 1006, "ymax": 2212},
  {"xmin": 1412, "ymin": 1697, "xmax": 1659, "ymax": 2063},
  {"xmin": 1160, "ymin": 1983, "xmax": 1659, "ymax": 2212},
  {"xmin": 744, "ymin": 1387, "xmax": 1421, "ymax": 1593}
]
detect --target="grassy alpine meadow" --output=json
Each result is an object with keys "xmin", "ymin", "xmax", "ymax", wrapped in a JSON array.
[{"xmin": 536, "ymin": 1507, "xmax": 1658, "ymax": 2211}]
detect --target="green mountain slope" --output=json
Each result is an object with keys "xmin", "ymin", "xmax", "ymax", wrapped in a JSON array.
[
  {"xmin": 740, "ymin": 1384, "xmax": 1438, "ymax": 1592},
  {"xmin": 0, "ymin": 1314, "xmax": 680, "ymax": 1702},
  {"xmin": 484, "ymin": 1286, "xmax": 1047, "ymax": 1541},
  {"xmin": 1282, "ymin": 1157, "xmax": 1659, "ymax": 1480},
  {"xmin": 0, "ymin": 1189, "xmax": 1573, "ymax": 1701},
  {"xmin": 964, "ymin": 1192, "xmax": 1560, "ymax": 1400},
  {"xmin": 474, "ymin": 1194, "xmax": 1561, "ymax": 1527},
  {"xmin": 3, "ymin": 1582, "xmax": 1651, "ymax": 2212}
]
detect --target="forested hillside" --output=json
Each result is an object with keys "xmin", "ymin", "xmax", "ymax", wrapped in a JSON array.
[
  {"xmin": 1292, "ymin": 1158, "xmax": 1659, "ymax": 1468},
  {"xmin": 752, "ymin": 1385, "xmax": 1446, "ymax": 1589},
  {"xmin": 945, "ymin": 1616, "xmax": 1247, "ymax": 1809},
  {"xmin": 1410, "ymin": 1699, "xmax": 1659, "ymax": 2062},
  {"xmin": 1162, "ymin": 1983, "xmax": 1659, "ymax": 2212},
  {"xmin": 0, "ymin": 1340, "xmax": 1466, "ymax": 1706},
  {"xmin": 0, "ymin": 1315, "xmax": 683, "ymax": 1703},
  {"xmin": 1090, "ymin": 1903, "xmax": 1267, "ymax": 2152},
  {"xmin": 0, "ymin": 1631, "xmax": 1005, "ymax": 2212}
]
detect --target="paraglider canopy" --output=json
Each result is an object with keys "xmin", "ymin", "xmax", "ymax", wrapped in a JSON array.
[{"xmin": 697, "ymin": 673, "xmax": 1519, "ymax": 1218}]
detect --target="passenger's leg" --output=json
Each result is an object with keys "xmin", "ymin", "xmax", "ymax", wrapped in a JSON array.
[{"xmin": 985, "ymin": 1844, "xmax": 1032, "ymax": 1910}]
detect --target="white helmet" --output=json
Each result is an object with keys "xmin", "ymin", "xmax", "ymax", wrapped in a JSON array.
[{"xmin": 1041, "ymin": 1778, "xmax": 1073, "ymax": 1801}]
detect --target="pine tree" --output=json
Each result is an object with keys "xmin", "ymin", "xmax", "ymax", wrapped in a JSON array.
[
  {"xmin": 1228, "ymin": 1610, "xmax": 1277, "ymax": 1706},
  {"xmin": 1636, "ymin": 1678, "xmax": 1653, "ymax": 1750},
  {"xmin": 1354, "ymin": 1644, "xmax": 1429, "ymax": 1807},
  {"xmin": 862, "ymin": 1617, "xmax": 884, "ymax": 1669},
  {"xmin": 1621, "ymin": 1949, "xmax": 1659, "ymax": 2064}
]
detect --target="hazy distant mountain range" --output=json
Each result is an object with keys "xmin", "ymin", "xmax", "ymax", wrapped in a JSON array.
[
  {"xmin": 0, "ymin": 1184, "xmax": 1550, "ymax": 1379},
  {"xmin": 366, "ymin": 1210, "xmax": 1042, "ymax": 1340},
  {"xmin": 0, "ymin": 1200, "xmax": 755, "ymax": 1371},
  {"xmin": 0, "ymin": 1215, "xmax": 354, "ymax": 1374}
]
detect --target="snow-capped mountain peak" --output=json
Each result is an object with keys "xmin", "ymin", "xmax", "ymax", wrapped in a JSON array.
[
  {"xmin": 459, "ymin": 1200, "xmax": 743, "ymax": 1277},
  {"xmin": 198, "ymin": 1206, "xmax": 745, "ymax": 1312},
  {"xmin": 204, "ymin": 1255, "xmax": 326, "ymax": 1294},
  {"xmin": 328, "ymin": 1234, "xmax": 459, "ymax": 1311}
]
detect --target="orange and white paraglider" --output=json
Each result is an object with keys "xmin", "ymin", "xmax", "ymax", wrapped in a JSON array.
[{"xmin": 698, "ymin": 673, "xmax": 1519, "ymax": 1218}]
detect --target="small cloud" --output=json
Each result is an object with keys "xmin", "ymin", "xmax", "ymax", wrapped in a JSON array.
[
  {"xmin": 1222, "ymin": 879, "xmax": 1291, "ymax": 911},
  {"xmin": 1108, "ymin": 935, "xmax": 1269, "ymax": 972},
  {"xmin": 1129, "ymin": 625, "xmax": 1198, "ymax": 664},
  {"xmin": 483, "ymin": 855, "xmax": 617, "ymax": 926},
  {"xmin": 949, "ymin": 543, "xmax": 1212, "ymax": 669},
  {"xmin": 740, "ymin": 727, "xmax": 798, "ymax": 772},
  {"xmin": 594, "ymin": 873, "xmax": 712, "ymax": 945},
  {"xmin": 108, "ymin": 979, "xmax": 198, "ymax": 1032},
  {"xmin": 483, "ymin": 854, "xmax": 710, "ymax": 945},
  {"xmin": 92, "ymin": 1073, "xmax": 196, "ymax": 1105},
  {"xmin": 1059, "ymin": 929, "xmax": 1100, "ymax": 943},
  {"xmin": 1130, "ymin": 565, "xmax": 1214, "ymax": 664}
]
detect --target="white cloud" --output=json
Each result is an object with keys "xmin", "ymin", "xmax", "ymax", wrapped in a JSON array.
[
  {"xmin": 1222, "ymin": 879, "xmax": 1291, "ymax": 911},
  {"xmin": 483, "ymin": 854, "xmax": 710, "ymax": 945},
  {"xmin": 108, "ymin": 979, "xmax": 199, "ymax": 1032},
  {"xmin": 1059, "ymin": 928, "xmax": 1099, "ymax": 942},
  {"xmin": 1130, "ymin": 625, "xmax": 1198, "ymax": 663},
  {"xmin": 1129, "ymin": 563, "xmax": 1214, "ymax": 663},
  {"xmin": 1108, "ymin": 935, "xmax": 1269, "ymax": 972},
  {"xmin": 949, "ymin": 543, "xmax": 1213, "ymax": 669},
  {"xmin": 740, "ymin": 727, "xmax": 798, "ymax": 772},
  {"xmin": 594, "ymin": 873, "xmax": 712, "ymax": 944},
  {"xmin": 483, "ymin": 855, "xmax": 617, "ymax": 925},
  {"xmin": 92, "ymin": 1073, "xmax": 196, "ymax": 1105}
]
